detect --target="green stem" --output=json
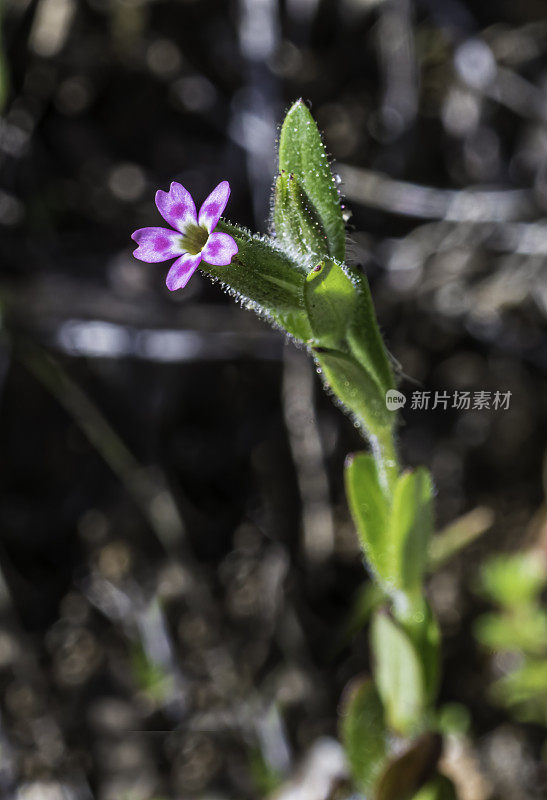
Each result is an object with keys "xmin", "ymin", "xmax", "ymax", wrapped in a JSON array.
[{"xmin": 369, "ymin": 427, "xmax": 400, "ymax": 497}]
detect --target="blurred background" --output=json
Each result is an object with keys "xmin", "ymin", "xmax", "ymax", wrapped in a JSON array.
[{"xmin": 1, "ymin": 1, "xmax": 547, "ymax": 798}]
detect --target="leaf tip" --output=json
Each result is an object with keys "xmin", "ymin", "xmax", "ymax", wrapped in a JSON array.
[
  {"xmin": 344, "ymin": 453, "xmax": 355, "ymax": 469},
  {"xmin": 289, "ymin": 97, "xmax": 305, "ymax": 111}
]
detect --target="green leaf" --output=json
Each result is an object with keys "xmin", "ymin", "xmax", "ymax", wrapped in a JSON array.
[
  {"xmin": 490, "ymin": 658, "xmax": 547, "ymax": 725},
  {"xmin": 306, "ymin": 261, "xmax": 398, "ymax": 442},
  {"xmin": 390, "ymin": 468, "xmax": 434, "ymax": 595},
  {"xmin": 410, "ymin": 775, "xmax": 458, "ymax": 800},
  {"xmin": 274, "ymin": 172, "xmax": 330, "ymax": 264},
  {"xmin": 345, "ymin": 458, "xmax": 435, "ymax": 597},
  {"xmin": 304, "ymin": 258, "xmax": 356, "ymax": 349},
  {"xmin": 371, "ymin": 611, "xmax": 426, "ymax": 735},
  {"xmin": 428, "ymin": 506, "xmax": 494, "ymax": 571},
  {"xmin": 345, "ymin": 453, "xmax": 390, "ymax": 580},
  {"xmin": 477, "ymin": 552, "xmax": 547, "ymax": 609},
  {"xmin": 339, "ymin": 677, "xmax": 387, "ymax": 793},
  {"xmin": 345, "ymin": 265, "xmax": 396, "ymax": 396},
  {"xmin": 314, "ymin": 348, "xmax": 395, "ymax": 439},
  {"xmin": 375, "ymin": 733, "xmax": 442, "ymax": 800},
  {"xmin": 396, "ymin": 598, "xmax": 440, "ymax": 707},
  {"xmin": 474, "ymin": 608, "xmax": 547, "ymax": 655},
  {"xmin": 278, "ymin": 100, "xmax": 346, "ymax": 262},
  {"xmin": 203, "ymin": 221, "xmax": 311, "ymax": 342},
  {"xmin": 274, "ymin": 308, "xmax": 313, "ymax": 343}
]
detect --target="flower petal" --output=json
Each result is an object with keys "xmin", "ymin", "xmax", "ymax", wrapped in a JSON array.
[
  {"xmin": 165, "ymin": 252, "xmax": 202, "ymax": 291},
  {"xmin": 198, "ymin": 180, "xmax": 231, "ymax": 232},
  {"xmin": 155, "ymin": 182, "xmax": 198, "ymax": 234},
  {"xmin": 201, "ymin": 231, "xmax": 238, "ymax": 266},
  {"xmin": 132, "ymin": 227, "xmax": 185, "ymax": 262}
]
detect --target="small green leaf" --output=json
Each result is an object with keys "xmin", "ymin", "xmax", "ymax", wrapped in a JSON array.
[
  {"xmin": 396, "ymin": 598, "xmax": 440, "ymax": 706},
  {"xmin": 390, "ymin": 468, "xmax": 434, "ymax": 595},
  {"xmin": 274, "ymin": 172, "xmax": 330, "ymax": 264},
  {"xmin": 371, "ymin": 610, "xmax": 426, "ymax": 735},
  {"xmin": 477, "ymin": 552, "xmax": 547, "ymax": 609},
  {"xmin": 490, "ymin": 658, "xmax": 547, "ymax": 725},
  {"xmin": 428, "ymin": 506, "xmax": 493, "ymax": 571},
  {"xmin": 314, "ymin": 348, "xmax": 395, "ymax": 438},
  {"xmin": 278, "ymin": 100, "xmax": 346, "ymax": 262},
  {"xmin": 474, "ymin": 608, "xmax": 547, "ymax": 655},
  {"xmin": 375, "ymin": 733, "xmax": 442, "ymax": 800},
  {"xmin": 306, "ymin": 261, "xmax": 398, "ymax": 443},
  {"xmin": 203, "ymin": 221, "xmax": 311, "ymax": 342},
  {"xmin": 410, "ymin": 775, "xmax": 458, "ymax": 800},
  {"xmin": 305, "ymin": 258, "xmax": 356, "ymax": 349},
  {"xmin": 346, "ymin": 266, "xmax": 396, "ymax": 396},
  {"xmin": 346, "ymin": 461, "xmax": 434, "ymax": 601},
  {"xmin": 345, "ymin": 453, "xmax": 390, "ymax": 581},
  {"xmin": 339, "ymin": 677, "xmax": 387, "ymax": 793}
]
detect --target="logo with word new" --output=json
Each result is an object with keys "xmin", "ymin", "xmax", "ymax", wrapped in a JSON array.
[{"xmin": 385, "ymin": 390, "xmax": 406, "ymax": 410}]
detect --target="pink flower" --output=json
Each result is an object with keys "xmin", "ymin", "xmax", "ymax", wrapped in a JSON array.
[{"xmin": 131, "ymin": 180, "xmax": 238, "ymax": 291}]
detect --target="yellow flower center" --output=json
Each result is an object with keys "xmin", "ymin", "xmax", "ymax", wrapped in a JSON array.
[{"xmin": 182, "ymin": 223, "xmax": 209, "ymax": 255}]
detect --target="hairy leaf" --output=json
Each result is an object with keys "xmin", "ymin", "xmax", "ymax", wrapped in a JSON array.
[
  {"xmin": 202, "ymin": 221, "xmax": 311, "ymax": 341},
  {"xmin": 278, "ymin": 100, "xmax": 346, "ymax": 262},
  {"xmin": 346, "ymin": 265, "xmax": 396, "ymax": 396},
  {"xmin": 274, "ymin": 172, "xmax": 330, "ymax": 264},
  {"xmin": 305, "ymin": 258, "xmax": 356, "ymax": 349},
  {"xmin": 345, "ymin": 453, "xmax": 390, "ymax": 580},
  {"xmin": 372, "ymin": 611, "xmax": 426, "ymax": 734},
  {"xmin": 314, "ymin": 348, "xmax": 395, "ymax": 439},
  {"xmin": 390, "ymin": 468, "xmax": 434, "ymax": 595}
]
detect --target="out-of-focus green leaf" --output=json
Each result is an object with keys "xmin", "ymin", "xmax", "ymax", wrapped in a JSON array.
[
  {"xmin": 420, "ymin": 604, "xmax": 440, "ymax": 705},
  {"xmin": 274, "ymin": 172, "xmax": 330, "ymax": 264},
  {"xmin": 130, "ymin": 644, "xmax": 172, "ymax": 703},
  {"xmin": 491, "ymin": 658, "xmax": 547, "ymax": 725},
  {"xmin": 278, "ymin": 100, "xmax": 346, "ymax": 262},
  {"xmin": 375, "ymin": 732, "xmax": 442, "ymax": 800},
  {"xmin": 477, "ymin": 552, "xmax": 547, "ymax": 609},
  {"xmin": 474, "ymin": 550, "xmax": 547, "ymax": 727},
  {"xmin": 248, "ymin": 747, "xmax": 283, "ymax": 795},
  {"xmin": 389, "ymin": 468, "xmax": 434, "ymax": 595},
  {"xmin": 397, "ymin": 598, "xmax": 440, "ymax": 707},
  {"xmin": 371, "ymin": 611, "xmax": 426, "ymax": 735},
  {"xmin": 428, "ymin": 506, "xmax": 493, "ymax": 570},
  {"xmin": 304, "ymin": 258, "xmax": 356, "ymax": 349},
  {"xmin": 411, "ymin": 775, "xmax": 458, "ymax": 800},
  {"xmin": 339, "ymin": 677, "xmax": 387, "ymax": 793},
  {"xmin": 474, "ymin": 609, "xmax": 547, "ymax": 655},
  {"xmin": 345, "ymin": 453, "xmax": 390, "ymax": 580}
]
